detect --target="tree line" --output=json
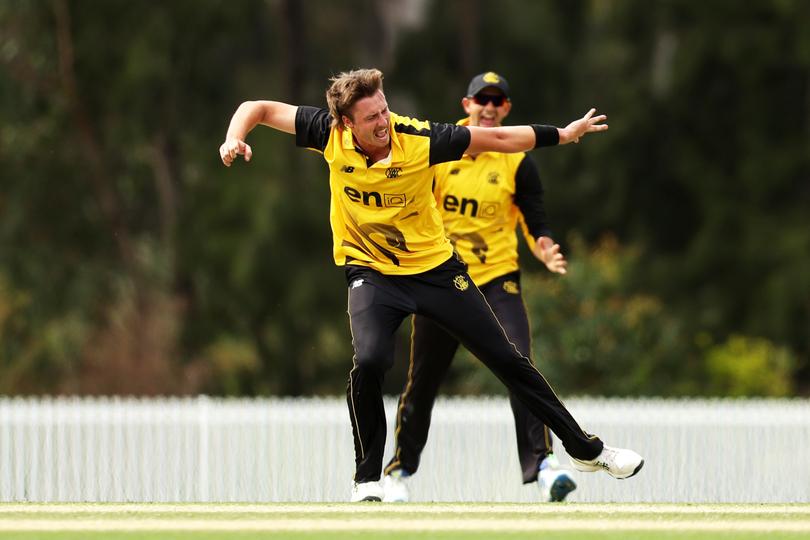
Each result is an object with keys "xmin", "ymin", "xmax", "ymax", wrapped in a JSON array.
[{"xmin": 0, "ymin": 0, "xmax": 807, "ymax": 397}]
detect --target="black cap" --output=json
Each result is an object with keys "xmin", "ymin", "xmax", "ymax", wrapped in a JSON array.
[{"xmin": 466, "ymin": 71, "xmax": 511, "ymax": 98}]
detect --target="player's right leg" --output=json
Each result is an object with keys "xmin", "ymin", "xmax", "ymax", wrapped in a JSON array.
[{"xmin": 345, "ymin": 266, "xmax": 412, "ymax": 501}]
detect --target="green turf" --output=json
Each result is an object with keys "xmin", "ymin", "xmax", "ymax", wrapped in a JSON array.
[
  {"xmin": 1, "ymin": 533, "xmax": 810, "ymax": 540},
  {"xmin": 0, "ymin": 503, "xmax": 808, "ymax": 540}
]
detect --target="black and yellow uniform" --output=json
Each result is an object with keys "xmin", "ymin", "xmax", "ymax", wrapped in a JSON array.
[
  {"xmin": 295, "ymin": 107, "xmax": 461, "ymax": 274},
  {"xmin": 295, "ymin": 106, "xmax": 603, "ymax": 483},
  {"xmin": 386, "ymin": 139, "xmax": 557, "ymax": 483}
]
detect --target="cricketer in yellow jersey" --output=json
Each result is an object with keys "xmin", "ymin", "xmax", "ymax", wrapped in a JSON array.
[
  {"xmin": 219, "ymin": 68, "xmax": 643, "ymax": 503},
  {"xmin": 384, "ymin": 72, "xmax": 578, "ymax": 503}
]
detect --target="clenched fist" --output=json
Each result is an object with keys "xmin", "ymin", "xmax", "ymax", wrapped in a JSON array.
[{"xmin": 219, "ymin": 138, "xmax": 253, "ymax": 166}]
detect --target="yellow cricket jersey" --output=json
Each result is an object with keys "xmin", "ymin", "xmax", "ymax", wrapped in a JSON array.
[
  {"xmin": 295, "ymin": 106, "xmax": 471, "ymax": 275},
  {"xmin": 433, "ymin": 121, "xmax": 551, "ymax": 286}
]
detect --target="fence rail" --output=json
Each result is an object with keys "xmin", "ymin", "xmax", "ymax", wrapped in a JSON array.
[{"xmin": 1, "ymin": 396, "xmax": 808, "ymax": 502}]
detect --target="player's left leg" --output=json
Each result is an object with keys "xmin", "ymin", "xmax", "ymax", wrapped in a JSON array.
[
  {"xmin": 482, "ymin": 273, "xmax": 576, "ymax": 501},
  {"xmin": 410, "ymin": 256, "xmax": 643, "ymax": 481},
  {"xmin": 410, "ymin": 257, "xmax": 603, "ymax": 461}
]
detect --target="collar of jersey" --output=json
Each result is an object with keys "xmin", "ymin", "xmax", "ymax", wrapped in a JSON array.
[{"xmin": 340, "ymin": 114, "xmax": 405, "ymax": 164}]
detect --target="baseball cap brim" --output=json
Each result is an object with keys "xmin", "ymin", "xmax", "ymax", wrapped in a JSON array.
[{"xmin": 467, "ymin": 72, "xmax": 510, "ymax": 97}]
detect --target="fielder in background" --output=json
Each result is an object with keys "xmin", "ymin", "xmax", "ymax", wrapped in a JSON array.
[
  {"xmin": 219, "ymin": 68, "xmax": 644, "ymax": 503},
  {"xmin": 384, "ymin": 72, "xmax": 579, "ymax": 503}
]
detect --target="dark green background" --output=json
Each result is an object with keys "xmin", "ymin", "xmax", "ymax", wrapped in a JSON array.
[{"xmin": 1, "ymin": 0, "xmax": 807, "ymax": 397}]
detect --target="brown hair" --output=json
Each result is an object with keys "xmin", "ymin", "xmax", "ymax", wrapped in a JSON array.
[{"xmin": 325, "ymin": 69, "xmax": 384, "ymax": 129}]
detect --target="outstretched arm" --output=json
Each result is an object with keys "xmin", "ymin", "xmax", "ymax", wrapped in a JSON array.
[
  {"xmin": 465, "ymin": 108, "xmax": 607, "ymax": 155},
  {"xmin": 219, "ymin": 101, "xmax": 298, "ymax": 166}
]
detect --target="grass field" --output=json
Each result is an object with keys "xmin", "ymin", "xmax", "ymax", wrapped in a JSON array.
[{"xmin": 0, "ymin": 503, "xmax": 809, "ymax": 540}]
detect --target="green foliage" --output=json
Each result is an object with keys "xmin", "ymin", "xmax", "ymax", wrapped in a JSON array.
[
  {"xmin": 197, "ymin": 336, "xmax": 260, "ymax": 396},
  {"xmin": 704, "ymin": 335, "xmax": 795, "ymax": 397},
  {"xmin": 0, "ymin": 273, "xmax": 88, "ymax": 394},
  {"xmin": 0, "ymin": 0, "xmax": 807, "ymax": 396},
  {"xmin": 445, "ymin": 235, "xmax": 697, "ymax": 396},
  {"xmin": 446, "ymin": 236, "xmax": 796, "ymax": 398},
  {"xmin": 523, "ymin": 235, "xmax": 695, "ymax": 396}
]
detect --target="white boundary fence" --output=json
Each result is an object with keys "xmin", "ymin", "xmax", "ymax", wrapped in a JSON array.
[{"xmin": 1, "ymin": 396, "xmax": 808, "ymax": 503}]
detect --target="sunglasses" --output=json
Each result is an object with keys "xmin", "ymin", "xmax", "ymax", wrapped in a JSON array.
[{"xmin": 471, "ymin": 94, "xmax": 507, "ymax": 107}]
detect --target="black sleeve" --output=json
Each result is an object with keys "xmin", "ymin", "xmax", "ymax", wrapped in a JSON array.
[
  {"xmin": 428, "ymin": 122, "xmax": 471, "ymax": 166},
  {"xmin": 295, "ymin": 106, "xmax": 332, "ymax": 151},
  {"xmin": 513, "ymin": 155, "xmax": 553, "ymax": 239}
]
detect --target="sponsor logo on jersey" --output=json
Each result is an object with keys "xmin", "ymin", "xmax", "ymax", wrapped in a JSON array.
[
  {"xmin": 385, "ymin": 167, "xmax": 402, "ymax": 179},
  {"xmin": 344, "ymin": 186, "xmax": 407, "ymax": 208},
  {"xmin": 443, "ymin": 195, "xmax": 500, "ymax": 218},
  {"xmin": 487, "ymin": 171, "xmax": 500, "ymax": 184},
  {"xmin": 453, "ymin": 275, "xmax": 470, "ymax": 291}
]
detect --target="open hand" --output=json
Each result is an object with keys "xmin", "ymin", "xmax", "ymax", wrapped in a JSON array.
[
  {"xmin": 533, "ymin": 236, "xmax": 567, "ymax": 274},
  {"xmin": 560, "ymin": 108, "xmax": 608, "ymax": 144}
]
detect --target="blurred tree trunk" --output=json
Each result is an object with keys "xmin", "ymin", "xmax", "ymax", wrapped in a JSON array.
[
  {"xmin": 455, "ymin": 0, "xmax": 479, "ymax": 75},
  {"xmin": 274, "ymin": 0, "xmax": 309, "ymax": 395},
  {"xmin": 53, "ymin": 0, "xmax": 180, "ymax": 394},
  {"xmin": 53, "ymin": 0, "xmax": 136, "ymax": 272},
  {"xmin": 280, "ymin": 0, "xmax": 305, "ymax": 102}
]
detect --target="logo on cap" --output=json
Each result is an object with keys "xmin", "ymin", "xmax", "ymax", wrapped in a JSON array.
[{"xmin": 482, "ymin": 72, "xmax": 501, "ymax": 84}]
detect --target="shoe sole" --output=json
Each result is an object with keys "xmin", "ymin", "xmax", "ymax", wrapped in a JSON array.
[
  {"xmin": 571, "ymin": 459, "xmax": 645, "ymax": 479},
  {"xmin": 353, "ymin": 496, "xmax": 382, "ymax": 502},
  {"xmin": 549, "ymin": 474, "xmax": 577, "ymax": 502},
  {"xmin": 621, "ymin": 459, "xmax": 644, "ymax": 480}
]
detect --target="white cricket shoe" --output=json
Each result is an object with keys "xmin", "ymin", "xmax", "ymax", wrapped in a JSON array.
[
  {"xmin": 350, "ymin": 480, "xmax": 384, "ymax": 502},
  {"xmin": 538, "ymin": 455, "xmax": 577, "ymax": 502},
  {"xmin": 382, "ymin": 470, "xmax": 410, "ymax": 502},
  {"xmin": 570, "ymin": 445, "xmax": 644, "ymax": 479}
]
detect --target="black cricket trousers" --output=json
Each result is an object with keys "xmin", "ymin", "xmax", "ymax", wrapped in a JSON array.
[
  {"xmin": 384, "ymin": 271, "xmax": 552, "ymax": 484},
  {"xmin": 345, "ymin": 255, "xmax": 602, "ymax": 483}
]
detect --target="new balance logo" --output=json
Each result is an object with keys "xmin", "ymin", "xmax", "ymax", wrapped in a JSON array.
[{"xmin": 341, "ymin": 165, "xmax": 355, "ymax": 173}]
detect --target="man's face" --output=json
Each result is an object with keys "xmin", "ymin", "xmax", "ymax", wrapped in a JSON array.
[
  {"xmin": 343, "ymin": 90, "xmax": 391, "ymax": 153},
  {"xmin": 462, "ymin": 87, "xmax": 511, "ymax": 128}
]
